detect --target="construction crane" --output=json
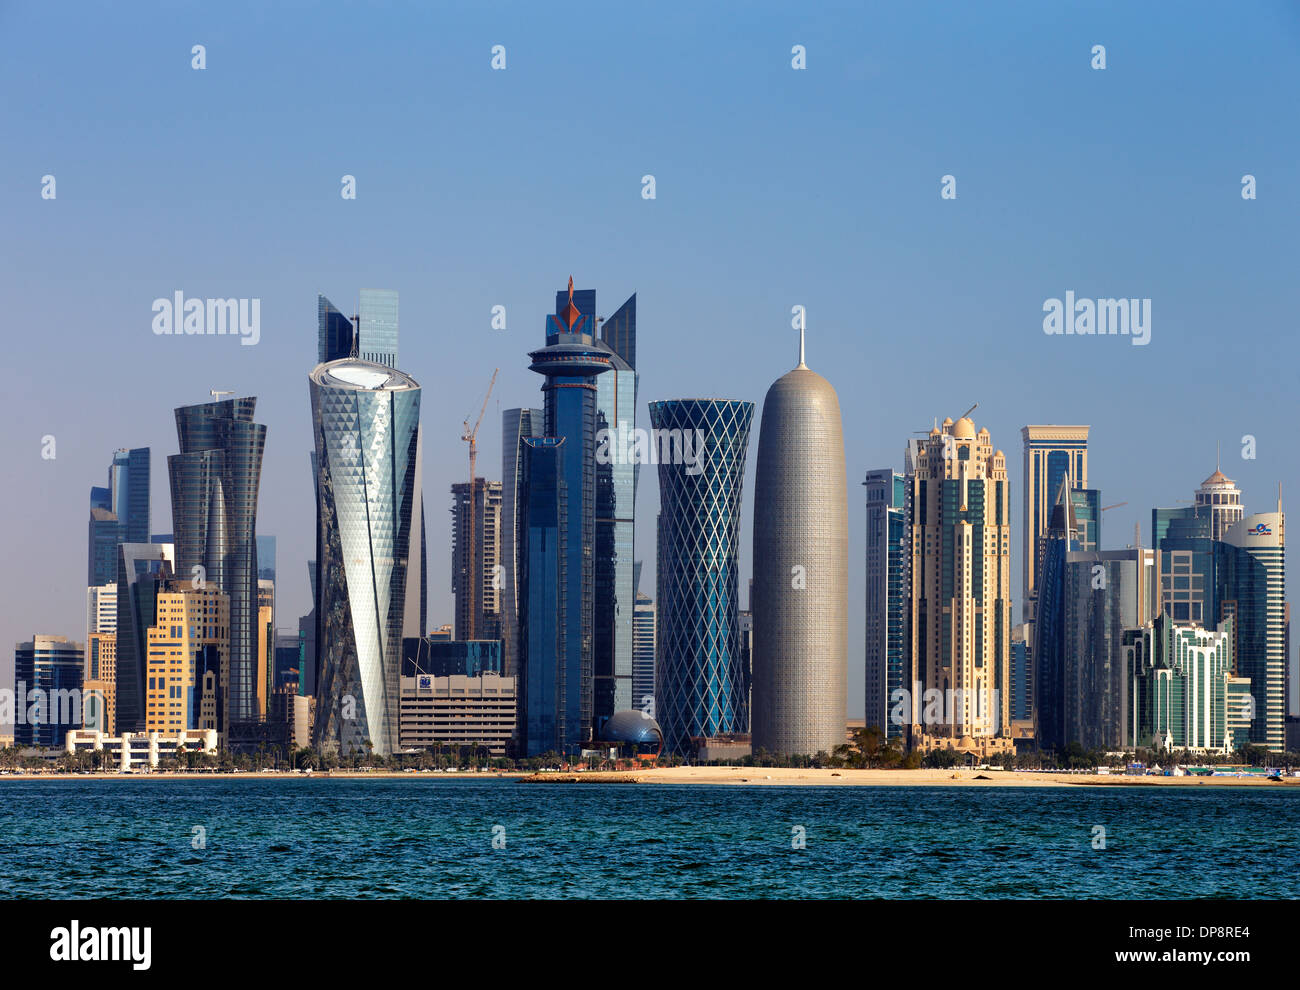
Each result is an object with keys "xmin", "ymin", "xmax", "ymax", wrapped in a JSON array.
[
  {"xmin": 210, "ymin": 389, "xmax": 234, "ymax": 401},
  {"xmin": 1101, "ymin": 502, "xmax": 1127, "ymax": 511},
  {"xmin": 459, "ymin": 368, "xmax": 498, "ymax": 639}
]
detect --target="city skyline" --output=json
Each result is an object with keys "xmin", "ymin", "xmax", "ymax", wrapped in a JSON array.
[{"xmin": 4, "ymin": 1, "xmax": 1299, "ymax": 723}]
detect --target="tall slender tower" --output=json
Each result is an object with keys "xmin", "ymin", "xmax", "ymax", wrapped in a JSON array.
[
  {"xmin": 909, "ymin": 415, "xmax": 1012, "ymax": 750},
  {"xmin": 311, "ymin": 359, "xmax": 424, "ymax": 758},
  {"xmin": 751, "ymin": 319, "xmax": 848, "ymax": 757},
  {"xmin": 650, "ymin": 398, "xmax": 754, "ymax": 756},
  {"xmin": 501, "ymin": 408, "xmax": 542, "ymax": 680},
  {"xmin": 1021, "ymin": 425, "xmax": 1089, "ymax": 620},
  {"xmin": 168, "ymin": 398, "xmax": 266, "ymax": 737}
]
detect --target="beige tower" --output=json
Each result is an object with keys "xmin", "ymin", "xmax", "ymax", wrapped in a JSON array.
[
  {"xmin": 909, "ymin": 417, "xmax": 1012, "ymax": 753},
  {"xmin": 751, "ymin": 323, "xmax": 848, "ymax": 758}
]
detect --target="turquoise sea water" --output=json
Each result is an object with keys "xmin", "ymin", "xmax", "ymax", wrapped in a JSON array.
[{"xmin": 1, "ymin": 780, "xmax": 1298, "ymax": 898}]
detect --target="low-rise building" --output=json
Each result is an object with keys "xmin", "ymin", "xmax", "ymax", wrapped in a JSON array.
[
  {"xmin": 65, "ymin": 728, "xmax": 218, "ymax": 771},
  {"xmin": 399, "ymin": 673, "xmax": 516, "ymax": 756}
]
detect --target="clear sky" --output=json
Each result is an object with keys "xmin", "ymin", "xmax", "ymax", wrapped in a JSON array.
[{"xmin": 2, "ymin": 0, "xmax": 1298, "ymax": 721}]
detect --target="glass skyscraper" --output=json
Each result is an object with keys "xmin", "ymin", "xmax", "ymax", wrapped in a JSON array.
[
  {"xmin": 87, "ymin": 447, "xmax": 150, "ymax": 586},
  {"xmin": 864, "ymin": 469, "xmax": 908, "ymax": 738},
  {"xmin": 1034, "ymin": 484, "xmax": 1080, "ymax": 750},
  {"xmin": 14, "ymin": 636, "xmax": 84, "ymax": 747},
  {"xmin": 311, "ymin": 359, "xmax": 425, "ymax": 758},
  {"xmin": 168, "ymin": 397, "xmax": 267, "ymax": 737},
  {"xmin": 317, "ymin": 290, "xmax": 399, "ymax": 368},
  {"xmin": 1062, "ymin": 548, "xmax": 1155, "ymax": 749},
  {"xmin": 519, "ymin": 278, "xmax": 636, "ymax": 754},
  {"xmin": 1221, "ymin": 512, "xmax": 1285, "ymax": 751},
  {"xmin": 113, "ymin": 540, "xmax": 176, "ymax": 732},
  {"xmin": 593, "ymin": 293, "xmax": 637, "ymax": 727},
  {"xmin": 1021, "ymin": 425, "xmax": 1089, "ymax": 621},
  {"xmin": 649, "ymin": 398, "xmax": 754, "ymax": 756},
  {"xmin": 501, "ymin": 407, "xmax": 542, "ymax": 683}
]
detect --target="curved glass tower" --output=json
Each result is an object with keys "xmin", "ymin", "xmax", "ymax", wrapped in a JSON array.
[
  {"xmin": 751, "ymin": 330, "xmax": 848, "ymax": 758},
  {"xmin": 311, "ymin": 359, "xmax": 424, "ymax": 757},
  {"xmin": 169, "ymin": 398, "xmax": 266, "ymax": 731},
  {"xmin": 649, "ymin": 398, "xmax": 754, "ymax": 756}
]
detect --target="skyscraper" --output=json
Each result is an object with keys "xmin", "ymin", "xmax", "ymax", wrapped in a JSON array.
[
  {"xmin": 311, "ymin": 359, "xmax": 425, "ymax": 758},
  {"xmin": 632, "ymin": 592, "xmax": 656, "ymax": 715},
  {"xmin": 518, "ymin": 435, "xmax": 571, "ymax": 754},
  {"xmin": 1196, "ymin": 468, "xmax": 1245, "ymax": 541},
  {"xmin": 1221, "ymin": 510, "xmax": 1286, "ymax": 751},
  {"xmin": 593, "ymin": 294, "xmax": 638, "ymax": 729},
  {"xmin": 519, "ymin": 278, "xmax": 634, "ymax": 753},
  {"xmin": 114, "ymin": 540, "xmax": 175, "ymax": 733},
  {"xmin": 908, "ymin": 415, "xmax": 1012, "ymax": 753},
  {"xmin": 14, "ymin": 636, "xmax": 84, "ymax": 747},
  {"xmin": 1033, "ymin": 484, "xmax": 1079, "ymax": 750},
  {"xmin": 501, "ymin": 407, "xmax": 542, "ymax": 681},
  {"xmin": 864, "ymin": 469, "xmax": 908, "ymax": 738},
  {"xmin": 751, "ymin": 326, "xmax": 848, "ymax": 758},
  {"xmin": 168, "ymin": 397, "xmax": 267, "ymax": 739},
  {"xmin": 1021, "ymin": 425, "xmax": 1089, "ymax": 620},
  {"xmin": 1061, "ymin": 548, "xmax": 1155, "ymax": 749},
  {"xmin": 317, "ymin": 290, "xmax": 399, "ymax": 367},
  {"xmin": 450, "ymin": 479, "xmax": 503, "ymax": 641},
  {"xmin": 650, "ymin": 398, "xmax": 754, "ymax": 756},
  {"xmin": 87, "ymin": 447, "xmax": 150, "ymax": 585}
]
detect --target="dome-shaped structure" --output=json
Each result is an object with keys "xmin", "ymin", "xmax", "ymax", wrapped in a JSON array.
[
  {"xmin": 600, "ymin": 710, "xmax": 664, "ymax": 745},
  {"xmin": 953, "ymin": 416, "xmax": 976, "ymax": 439},
  {"xmin": 750, "ymin": 336, "xmax": 848, "ymax": 758}
]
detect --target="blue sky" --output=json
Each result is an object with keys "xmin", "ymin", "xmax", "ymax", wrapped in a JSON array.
[{"xmin": 2, "ymin": 0, "xmax": 1298, "ymax": 719}]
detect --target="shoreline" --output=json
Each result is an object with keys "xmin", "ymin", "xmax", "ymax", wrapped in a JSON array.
[{"xmin": 1, "ymin": 766, "xmax": 1295, "ymax": 787}]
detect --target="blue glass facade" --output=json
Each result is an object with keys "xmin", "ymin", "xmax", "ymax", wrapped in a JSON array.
[
  {"xmin": 520, "ymin": 280, "xmax": 629, "ymax": 755},
  {"xmin": 1034, "ymin": 491, "xmax": 1080, "ymax": 750},
  {"xmin": 501, "ymin": 408, "xmax": 543, "ymax": 682},
  {"xmin": 112, "ymin": 541, "xmax": 174, "ymax": 732},
  {"xmin": 402, "ymin": 638, "xmax": 504, "ymax": 677},
  {"xmin": 594, "ymin": 338, "xmax": 636, "ymax": 728},
  {"xmin": 519, "ymin": 436, "xmax": 568, "ymax": 754},
  {"xmin": 358, "ymin": 288, "xmax": 399, "ymax": 368},
  {"xmin": 649, "ymin": 399, "xmax": 754, "ymax": 756},
  {"xmin": 87, "ymin": 447, "xmax": 150, "ymax": 586},
  {"xmin": 864, "ymin": 469, "xmax": 908, "ymax": 738},
  {"xmin": 14, "ymin": 636, "xmax": 84, "ymax": 747}
]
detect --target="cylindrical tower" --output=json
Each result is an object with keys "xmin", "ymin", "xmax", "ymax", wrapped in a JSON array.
[
  {"xmin": 751, "ymin": 337, "xmax": 848, "ymax": 758},
  {"xmin": 649, "ymin": 398, "xmax": 755, "ymax": 756}
]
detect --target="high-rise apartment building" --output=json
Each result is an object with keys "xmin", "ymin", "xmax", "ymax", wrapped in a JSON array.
[
  {"xmin": 650, "ymin": 398, "xmax": 754, "ymax": 756},
  {"xmin": 84, "ymin": 631, "xmax": 116, "ymax": 734},
  {"xmin": 908, "ymin": 415, "xmax": 1012, "ymax": 752},
  {"xmin": 1124, "ymin": 614, "xmax": 1250, "ymax": 753},
  {"xmin": 311, "ymin": 359, "xmax": 425, "ymax": 758},
  {"xmin": 451, "ymin": 479, "xmax": 503, "ymax": 641},
  {"xmin": 751, "ymin": 328, "xmax": 848, "ymax": 758},
  {"xmin": 1021, "ymin": 426, "xmax": 1088, "ymax": 620}
]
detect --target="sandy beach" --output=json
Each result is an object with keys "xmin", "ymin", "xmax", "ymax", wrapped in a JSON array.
[
  {"xmin": 519, "ymin": 766, "xmax": 1300, "ymax": 787},
  {"xmin": 1, "ymin": 766, "xmax": 1295, "ymax": 786}
]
